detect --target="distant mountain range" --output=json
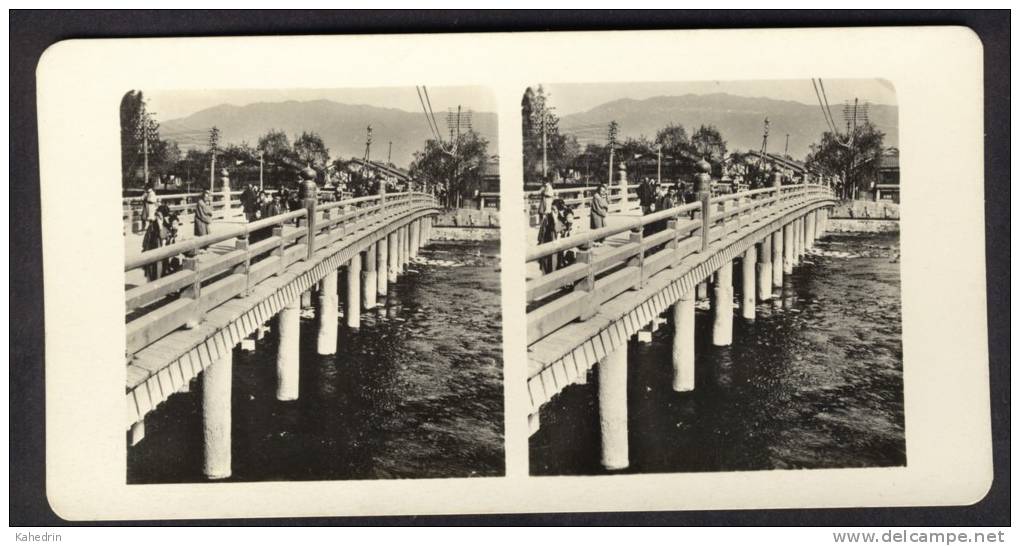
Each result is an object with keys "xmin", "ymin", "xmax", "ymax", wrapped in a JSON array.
[
  {"xmin": 559, "ymin": 93, "xmax": 898, "ymax": 160},
  {"xmin": 160, "ymin": 99, "xmax": 499, "ymax": 168}
]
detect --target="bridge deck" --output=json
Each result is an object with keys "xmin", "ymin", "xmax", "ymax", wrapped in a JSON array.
[
  {"xmin": 525, "ymin": 194, "xmax": 834, "ymax": 414},
  {"xmin": 125, "ymin": 201, "xmax": 437, "ymax": 428}
]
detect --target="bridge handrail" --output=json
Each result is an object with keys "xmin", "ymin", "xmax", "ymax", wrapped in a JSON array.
[
  {"xmin": 525, "ymin": 185, "xmax": 834, "ymax": 342},
  {"xmin": 125, "ymin": 209, "xmax": 307, "ymax": 272},
  {"xmin": 125, "ymin": 192, "xmax": 439, "ymax": 357}
]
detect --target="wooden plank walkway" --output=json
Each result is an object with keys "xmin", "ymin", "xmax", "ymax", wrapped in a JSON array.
[
  {"xmin": 125, "ymin": 203, "xmax": 437, "ymax": 429},
  {"xmin": 525, "ymin": 197, "xmax": 834, "ymax": 414}
]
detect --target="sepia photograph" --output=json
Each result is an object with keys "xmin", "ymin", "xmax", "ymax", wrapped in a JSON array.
[
  {"xmin": 121, "ymin": 85, "xmax": 504, "ymax": 482},
  {"xmin": 523, "ymin": 79, "xmax": 905, "ymax": 475}
]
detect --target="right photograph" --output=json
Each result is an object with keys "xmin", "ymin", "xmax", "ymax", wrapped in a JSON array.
[{"xmin": 523, "ymin": 79, "xmax": 904, "ymax": 476}]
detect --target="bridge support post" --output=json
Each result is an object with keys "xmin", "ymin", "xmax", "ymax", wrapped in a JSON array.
[
  {"xmin": 130, "ymin": 420, "xmax": 145, "ymax": 446},
  {"xmin": 203, "ymin": 345, "xmax": 233, "ymax": 480},
  {"xmin": 277, "ymin": 296, "xmax": 300, "ymax": 401},
  {"xmin": 396, "ymin": 228, "xmax": 405, "ymax": 274},
  {"xmin": 712, "ymin": 261, "xmax": 733, "ymax": 346},
  {"xmin": 403, "ymin": 225, "xmax": 411, "ymax": 268},
  {"xmin": 316, "ymin": 270, "xmax": 338, "ymax": 355},
  {"xmin": 410, "ymin": 220, "xmax": 420, "ymax": 259},
  {"xmin": 757, "ymin": 236, "xmax": 772, "ymax": 301},
  {"xmin": 363, "ymin": 244, "xmax": 378, "ymax": 310},
  {"xmin": 672, "ymin": 290, "xmax": 695, "ymax": 392},
  {"xmin": 387, "ymin": 231, "xmax": 399, "ymax": 284},
  {"xmin": 742, "ymin": 247, "xmax": 756, "ymax": 320},
  {"xmin": 598, "ymin": 344, "xmax": 629, "ymax": 470},
  {"xmin": 772, "ymin": 230, "xmax": 784, "ymax": 288},
  {"xmin": 806, "ymin": 212, "xmax": 816, "ymax": 250},
  {"xmin": 795, "ymin": 218, "xmax": 803, "ymax": 263},
  {"xmin": 376, "ymin": 238, "xmax": 388, "ymax": 297},
  {"xmin": 347, "ymin": 254, "xmax": 362, "ymax": 329},
  {"xmin": 783, "ymin": 223, "xmax": 794, "ymax": 275},
  {"xmin": 696, "ymin": 281, "xmax": 708, "ymax": 301}
]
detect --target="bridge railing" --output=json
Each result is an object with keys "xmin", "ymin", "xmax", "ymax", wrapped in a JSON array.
[
  {"xmin": 525, "ymin": 184, "xmax": 641, "ymax": 221},
  {"xmin": 123, "ymin": 189, "xmax": 348, "ymax": 232},
  {"xmin": 124, "ymin": 192, "xmax": 438, "ymax": 358},
  {"xmin": 525, "ymin": 184, "xmax": 834, "ymax": 343}
]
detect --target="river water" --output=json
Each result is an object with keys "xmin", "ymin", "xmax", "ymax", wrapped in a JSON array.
[
  {"xmin": 129, "ymin": 240, "xmax": 504, "ymax": 483},
  {"xmin": 530, "ymin": 232, "xmax": 905, "ymax": 475}
]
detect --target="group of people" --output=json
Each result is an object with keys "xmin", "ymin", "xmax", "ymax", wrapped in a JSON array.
[
  {"xmin": 139, "ymin": 184, "xmax": 210, "ymax": 281},
  {"xmin": 240, "ymin": 183, "xmax": 288, "ymax": 224}
]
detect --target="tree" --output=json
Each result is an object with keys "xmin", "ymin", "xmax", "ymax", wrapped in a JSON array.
[
  {"xmin": 521, "ymin": 85, "xmax": 577, "ymax": 184},
  {"xmin": 805, "ymin": 120, "xmax": 885, "ymax": 200},
  {"xmin": 654, "ymin": 123, "xmax": 691, "ymax": 160},
  {"xmin": 256, "ymin": 129, "xmax": 299, "ymax": 188},
  {"xmin": 293, "ymin": 131, "xmax": 331, "ymax": 172},
  {"xmin": 409, "ymin": 129, "xmax": 491, "ymax": 208},
  {"xmin": 691, "ymin": 124, "xmax": 727, "ymax": 162}
]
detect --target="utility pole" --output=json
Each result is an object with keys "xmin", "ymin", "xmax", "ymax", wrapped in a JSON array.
[
  {"xmin": 387, "ymin": 141, "xmax": 392, "ymax": 164},
  {"xmin": 364, "ymin": 125, "xmax": 373, "ymax": 163},
  {"xmin": 541, "ymin": 114, "xmax": 548, "ymax": 181},
  {"xmin": 656, "ymin": 145, "xmax": 662, "ymax": 185},
  {"xmin": 208, "ymin": 126, "xmax": 220, "ymax": 191},
  {"xmin": 607, "ymin": 121, "xmax": 619, "ymax": 188},
  {"xmin": 143, "ymin": 130, "xmax": 149, "ymax": 187},
  {"xmin": 784, "ymin": 133, "xmax": 790, "ymax": 158},
  {"xmin": 258, "ymin": 151, "xmax": 264, "ymax": 191}
]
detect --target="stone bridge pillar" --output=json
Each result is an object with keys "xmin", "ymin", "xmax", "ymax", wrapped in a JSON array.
[
  {"xmin": 376, "ymin": 237, "xmax": 389, "ymax": 297},
  {"xmin": 203, "ymin": 344, "xmax": 233, "ymax": 479},
  {"xmin": 712, "ymin": 260, "xmax": 734, "ymax": 346},
  {"xmin": 671, "ymin": 290, "xmax": 695, "ymax": 392},
  {"xmin": 363, "ymin": 243, "xmax": 378, "ymax": 310},
  {"xmin": 599, "ymin": 343, "xmax": 629, "ymax": 470},
  {"xmin": 783, "ymin": 222, "xmax": 794, "ymax": 275},
  {"xmin": 277, "ymin": 295, "xmax": 301, "ymax": 401},
  {"xmin": 387, "ymin": 231, "xmax": 399, "ymax": 284},
  {"xmin": 317, "ymin": 270, "xmax": 338, "ymax": 355},
  {"xmin": 347, "ymin": 254, "xmax": 362, "ymax": 330},
  {"xmin": 742, "ymin": 246, "xmax": 756, "ymax": 320},
  {"xmin": 757, "ymin": 235, "xmax": 773, "ymax": 301},
  {"xmin": 410, "ymin": 220, "xmax": 420, "ymax": 259}
]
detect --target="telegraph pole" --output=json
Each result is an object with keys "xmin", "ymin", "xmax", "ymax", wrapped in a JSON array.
[
  {"xmin": 656, "ymin": 144, "xmax": 662, "ymax": 185},
  {"xmin": 541, "ymin": 114, "xmax": 548, "ymax": 180},
  {"xmin": 387, "ymin": 141, "xmax": 392, "ymax": 164},
  {"xmin": 784, "ymin": 133, "xmax": 789, "ymax": 157},
  {"xmin": 258, "ymin": 151, "xmax": 264, "ymax": 190},
  {"xmin": 364, "ymin": 125, "xmax": 373, "ymax": 163}
]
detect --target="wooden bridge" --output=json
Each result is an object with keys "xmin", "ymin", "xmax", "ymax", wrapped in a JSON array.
[
  {"xmin": 124, "ymin": 180, "xmax": 439, "ymax": 479},
  {"xmin": 526, "ymin": 169, "xmax": 836, "ymax": 470}
]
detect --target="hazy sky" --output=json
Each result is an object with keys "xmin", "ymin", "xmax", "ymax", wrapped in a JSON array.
[
  {"xmin": 541, "ymin": 79, "xmax": 897, "ymax": 115},
  {"xmin": 144, "ymin": 86, "xmax": 497, "ymax": 121}
]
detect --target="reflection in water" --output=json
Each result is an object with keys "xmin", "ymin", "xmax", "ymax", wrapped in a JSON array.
[
  {"xmin": 531, "ymin": 232, "xmax": 904, "ymax": 476},
  {"xmin": 129, "ymin": 241, "xmax": 504, "ymax": 483}
]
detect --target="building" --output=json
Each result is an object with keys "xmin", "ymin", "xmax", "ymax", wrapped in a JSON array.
[{"xmin": 874, "ymin": 151, "xmax": 900, "ymax": 203}]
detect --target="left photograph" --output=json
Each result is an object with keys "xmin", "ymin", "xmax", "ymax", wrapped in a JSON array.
[{"xmin": 122, "ymin": 86, "xmax": 504, "ymax": 483}]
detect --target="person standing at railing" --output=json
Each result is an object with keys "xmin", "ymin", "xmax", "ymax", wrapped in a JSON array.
[
  {"xmin": 538, "ymin": 177, "xmax": 555, "ymax": 217},
  {"xmin": 241, "ymin": 182, "xmax": 260, "ymax": 223},
  {"xmin": 638, "ymin": 177, "xmax": 656, "ymax": 215},
  {"xmin": 194, "ymin": 190, "xmax": 213, "ymax": 239},
  {"xmin": 590, "ymin": 183, "xmax": 609, "ymax": 247},
  {"xmin": 141, "ymin": 183, "xmax": 158, "ymax": 228}
]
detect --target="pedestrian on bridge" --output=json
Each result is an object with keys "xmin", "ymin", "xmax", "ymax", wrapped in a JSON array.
[
  {"xmin": 590, "ymin": 183, "xmax": 609, "ymax": 247},
  {"xmin": 194, "ymin": 190, "xmax": 213, "ymax": 239},
  {"xmin": 141, "ymin": 183, "xmax": 158, "ymax": 228}
]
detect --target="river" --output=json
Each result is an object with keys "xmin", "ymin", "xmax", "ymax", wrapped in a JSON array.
[
  {"xmin": 530, "ymin": 232, "xmax": 905, "ymax": 475},
  {"xmin": 129, "ymin": 240, "xmax": 504, "ymax": 483}
]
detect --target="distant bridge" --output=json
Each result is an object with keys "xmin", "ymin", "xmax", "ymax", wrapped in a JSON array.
[
  {"xmin": 526, "ymin": 170, "xmax": 835, "ymax": 470},
  {"xmin": 125, "ymin": 178, "xmax": 438, "ymax": 479}
]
